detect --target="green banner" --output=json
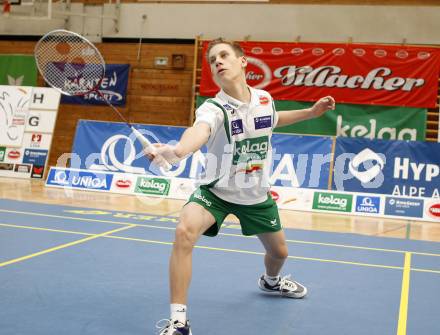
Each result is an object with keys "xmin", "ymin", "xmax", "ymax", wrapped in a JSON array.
[
  {"xmin": 0, "ymin": 55, "xmax": 37, "ymax": 86},
  {"xmin": 196, "ymin": 96, "xmax": 426, "ymax": 141}
]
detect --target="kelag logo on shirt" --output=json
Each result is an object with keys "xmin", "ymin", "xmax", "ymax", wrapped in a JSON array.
[{"xmin": 233, "ymin": 135, "xmax": 268, "ymax": 164}]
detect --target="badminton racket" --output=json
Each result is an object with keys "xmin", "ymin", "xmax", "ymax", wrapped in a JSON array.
[{"xmin": 34, "ymin": 29, "xmax": 172, "ymax": 171}]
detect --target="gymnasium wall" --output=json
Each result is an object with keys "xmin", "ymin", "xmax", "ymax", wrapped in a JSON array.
[
  {"xmin": 0, "ymin": 3, "xmax": 439, "ymax": 45},
  {"xmin": 101, "ymin": 3, "xmax": 440, "ymax": 44}
]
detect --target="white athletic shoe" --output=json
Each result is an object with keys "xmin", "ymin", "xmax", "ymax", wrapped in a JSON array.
[
  {"xmin": 258, "ymin": 274, "xmax": 308, "ymax": 298},
  {"xmin": 156, "ymin": 319, "xmax": 192, "ymax": 335}
]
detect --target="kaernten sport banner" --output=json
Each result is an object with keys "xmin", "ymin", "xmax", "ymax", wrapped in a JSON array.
[
  {"xmin": 200, "ymin": 41, "xmax": 440, "ymax": 108},
  {"xmin": 61, "ymin": 64, "xmax": 130, "ymax": 106}
]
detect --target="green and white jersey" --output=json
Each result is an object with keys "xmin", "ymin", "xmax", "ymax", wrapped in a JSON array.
[{"xmin": 194, "ymin": 87, "xmax": 278, "ymax": 205}]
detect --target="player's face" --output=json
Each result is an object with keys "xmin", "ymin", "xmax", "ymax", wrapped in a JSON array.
[{"xmin": 208, "ymin": 43, "xmax": 247, "ymax": 86}]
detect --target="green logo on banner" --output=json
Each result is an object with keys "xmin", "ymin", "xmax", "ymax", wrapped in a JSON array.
[
  {"xmin": 0, "ymin": 147, "xmax": 5, "ymax": 162},
  {"xmin": 0, "ymin": 55, "xmax": 37, "ymax": 86},
  {"xmin": 233, "ymin": 136, "xmax": 269, "ymax": 164},
  {"xmin": 135, "ymin": 177, "xmax": 170, "ymax": 196},
  {"xmin": 335, "ymin": 115, "xmax": 419, "ymax": 141},
  {"xmin": 313, "ymin": 192, "xmax": 353, "ymax": 212}
]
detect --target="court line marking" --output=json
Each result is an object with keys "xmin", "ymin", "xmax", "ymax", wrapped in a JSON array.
[
  {"xmin": 0, "ymin": 224, "xmax": 135, "ymax": 268},
  {"xmin": 0, "ymin": 223, "xmax": 91, "ymax": 236},
  {"xmin": 2, "ymin": 222, "xmax": 440, "ymax": 274},
  {"xmin": 397, "ymin": 252, "xmax": 411, "ymax": 335},
  {"xmin": 0, "ymin": 208, "xmax": 439, "ymax": 257}
]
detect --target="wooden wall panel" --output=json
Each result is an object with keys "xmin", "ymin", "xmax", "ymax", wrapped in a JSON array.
[{"xmin": 0, "ymin": 40, "xmax": 195, "ymax": 167}]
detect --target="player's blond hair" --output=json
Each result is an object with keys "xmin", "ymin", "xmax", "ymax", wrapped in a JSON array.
[{"xmin": 206, "ymin": 38, "xmax": 244, "ymax": 61}]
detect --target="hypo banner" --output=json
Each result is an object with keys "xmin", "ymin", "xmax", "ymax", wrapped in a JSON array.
[
  {"xmin": 200, "ymin": 41, "xmax": 440, "ymax": 108},
  {"xmin": 332, "ymin": 137, "xmax": 440, "ymax": 198},
  {"xmin": 61, "ymin": 64, "xmax": 129, "ymax": 106}
]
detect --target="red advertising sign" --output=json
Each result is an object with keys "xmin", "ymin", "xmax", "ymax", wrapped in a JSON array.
[{"xmin": 200, "ymin": 41, "xmax": 440, "ymax": 108}]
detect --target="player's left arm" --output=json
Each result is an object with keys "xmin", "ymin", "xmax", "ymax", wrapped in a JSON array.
[{"xmin": 276, "ymin": 96, "xmax": 335, "ymax": 127}]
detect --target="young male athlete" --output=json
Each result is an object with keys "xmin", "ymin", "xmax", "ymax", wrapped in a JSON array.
[{"xmin": 151, "ymin": 38, "xmax": 335, "ymax": 335}]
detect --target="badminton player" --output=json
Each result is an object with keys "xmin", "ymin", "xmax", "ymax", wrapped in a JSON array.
[{"xmin": 150, "ymin": 38, "xmax": 335, "ymax": 335}]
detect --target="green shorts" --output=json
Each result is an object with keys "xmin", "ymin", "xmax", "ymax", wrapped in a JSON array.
[{"xmin": 187, "ymin": 186, "xmax": 282, "ymax": 237}]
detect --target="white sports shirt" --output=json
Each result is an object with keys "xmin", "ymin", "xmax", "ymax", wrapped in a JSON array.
[{"xmin": 194, "ymin": 87, "xmax": 279, "ymax": 205}]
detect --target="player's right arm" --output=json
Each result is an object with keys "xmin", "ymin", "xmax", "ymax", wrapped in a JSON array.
[
  {"xmin": 174, "ymin": 122, "xmax": 211, "ymax": 158},
  {"xmin": 146, "ymin": 123, "xmax": 210, "ymax": 166},
  {"xmin": 147, "ymin": 101, "xmax": 222, "ymax": 166}
]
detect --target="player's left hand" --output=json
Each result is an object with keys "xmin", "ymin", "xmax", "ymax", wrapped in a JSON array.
[{"xmin": 311, "ymin": 96, "xmax": 335, "ymax": 117}]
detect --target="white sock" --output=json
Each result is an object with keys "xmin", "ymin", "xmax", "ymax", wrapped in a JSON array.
[
  {"xmin": 170, "ymin": 304, "xmax": 187, "ymax": 324},
  {"xmin": 264, "ymin": 273, "xmax": 281, "ymax": 286}
]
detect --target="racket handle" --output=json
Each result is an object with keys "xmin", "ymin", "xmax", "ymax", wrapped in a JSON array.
[{"xmin": 131, "ymin": 127, "xmax": 172, "ymax": 171}]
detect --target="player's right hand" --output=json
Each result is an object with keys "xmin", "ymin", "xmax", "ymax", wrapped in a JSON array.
[{"xmin": 143, "ymin": 143, "xmax": 181, "ymax": 166}]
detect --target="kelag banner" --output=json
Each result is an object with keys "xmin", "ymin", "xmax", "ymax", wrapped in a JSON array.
[
  {"xmin": 196, "ymin": 96, "xmax": 426, "ymax": 141},
  {"xmin": 200, "ymin": 41, "xmax": 440, "ymax": 108},
  {"xmin": 0, "ymin": 55, "xmax": 37, "ymax": 86},
  {"xmin": 332, "ymin": 137, "xmax": 440, "ymax": 198},
  {"xmin": 61, "ymin": 64, "xmax": 129, "ymax": 106},
  {"xmin": 70, "ymin": 120, "xmax": 332, "ymax": 189}
]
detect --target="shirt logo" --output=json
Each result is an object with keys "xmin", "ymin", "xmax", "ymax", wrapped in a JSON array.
[
  {"xmin": 227, "ymin": 100, "xmax": 240, "ymax": 108},
  {"xmin": 233, "ymin": 136, "xmax": 269, "ymax": 164},
  {"xmin": 259, "ymin": 96, "xmax": 269, "ymax": 105},
  {"xmin": 223, "ymin": 104, "xmax": 233, "ymax": 111},
  {"xmin": 231, "ymin": 119, "xmax": 244, "ymax": 135},
  {"xmin": 254, "ymin": 116, "xmax": 272, "ymax": 129}
]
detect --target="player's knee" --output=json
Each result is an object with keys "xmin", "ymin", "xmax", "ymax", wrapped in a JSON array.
[
  {"xmin": 270, "ymin": 245, "xmax": 288, "ymax": 260},
  {"xmin": 175, "ymin": 221, "xmax": 197, "ymax": 249}
]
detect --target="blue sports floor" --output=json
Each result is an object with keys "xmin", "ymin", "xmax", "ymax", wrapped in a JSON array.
[{"xmin": 0, "ymin": 198, "xmax": 439, "ymax": 335}]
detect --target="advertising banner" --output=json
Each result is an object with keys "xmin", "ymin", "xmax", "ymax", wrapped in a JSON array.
[
  {"xmin": 197, "ymin": 96, "xmax": 426, "ymax": 141},
  {"xmin": 0, "ymin": 55, "xmax": 37, "ymax": 86},
  {"xmin": 0, "ymin": 86, "xmax": 60, "ymax": 179},
  {"xmin": 200, "ymin": 41, "xmax": 440, "ymax": 108},
  {"xmin": 61, "ymin": 64, "xmax": 129, "ymax": 106},
  {"xmin": 70, "ymin": 120, "xmax": 333, "ymax": 190},
  {"xmin": 46, "ymin": 120, "xmax": 440, "ymax": 222},
  {"xmin": 332, "ymin": 137, "xmax": 440, "ymax": 198},
  {"xmin": 0, "ymin": 86, "xmax": 32, "ymax": 147}
]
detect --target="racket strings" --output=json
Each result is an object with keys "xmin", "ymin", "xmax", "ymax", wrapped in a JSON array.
[{"xmin": 34, "ymin": 31, "xmax": 105, "ymax": 96}]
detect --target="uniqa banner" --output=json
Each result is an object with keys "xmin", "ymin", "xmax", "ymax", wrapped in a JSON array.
[
  {"xmin": 196, "ymin": 96, "xmax": 427, "ymax": 141},
  {"xmin": 200, "ymin": 41, "xmax": 440, "ymax": 108},
  {"xmin": 61, "ymin": 64, "xmax": 130, "ymax": 106}
]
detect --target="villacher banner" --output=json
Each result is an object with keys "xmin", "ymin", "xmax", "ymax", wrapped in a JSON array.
[{"xmin": 200, "ymin": 41, "xmax": 440, "ymax": 108}]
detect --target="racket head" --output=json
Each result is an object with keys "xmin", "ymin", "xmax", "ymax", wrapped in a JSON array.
[{"xmin": 34, "ymin": 29, "xmax": 105, "ymax": 96}]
